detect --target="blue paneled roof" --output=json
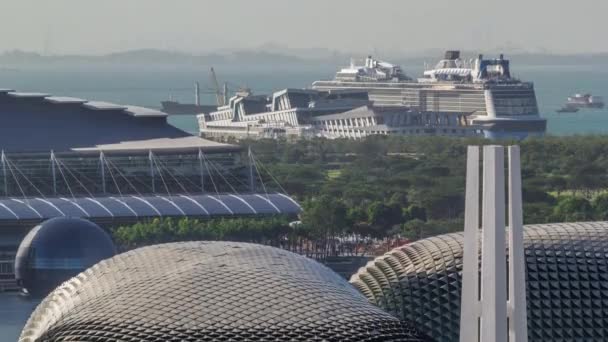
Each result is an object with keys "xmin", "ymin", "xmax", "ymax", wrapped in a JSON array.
[
  {"xmin": 0, "ymin": 89, "xmax": 238, "ymax": 153},
  {"xmin": 0, "ymin": 193, "xmax": 301, "ymax": 221}
]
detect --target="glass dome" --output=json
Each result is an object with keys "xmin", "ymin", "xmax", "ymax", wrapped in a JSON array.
[{"xmin": 14, "ymin": 217, "xmax": 116, "ymax": 297}]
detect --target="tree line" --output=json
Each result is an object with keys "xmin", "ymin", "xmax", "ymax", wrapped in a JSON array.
[{"xmin": 115, "ymin": 135, "xmax": 608, "ymax": 250}]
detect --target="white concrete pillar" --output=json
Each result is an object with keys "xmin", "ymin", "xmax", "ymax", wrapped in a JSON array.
[
  {"xmin": 460, "ymin": 145, "xmax": 527, "ymax": 342},
  {"xmin": 481, "ymin": 146, "xmax": 507, "ymax": 342},
  {"xmin": 460, "ymin": 146, "xmax": 480, "ymax": 342},
  {"xmin": 508, "ymin": 146, "xmax": 528, "ymax": 342}
]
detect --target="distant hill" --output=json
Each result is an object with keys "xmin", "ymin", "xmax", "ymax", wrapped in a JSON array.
[
  {"xmin": 1, "ymin": 48, "xmax": 607, "ymax": 68},
  {"xmin": 0, "ymin": 49, "xmax": 313, "ymax": 68}
]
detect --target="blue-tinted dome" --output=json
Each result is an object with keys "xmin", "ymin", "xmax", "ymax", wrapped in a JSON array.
[{"xmin": 14, "ymin": 217, "xmax": 116, "ymax": 296}]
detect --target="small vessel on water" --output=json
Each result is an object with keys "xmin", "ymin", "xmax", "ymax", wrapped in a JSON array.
[
  {"xmin": 556, "ymin": 105, "xmax": 579, "ymax": 113},
  {"xmin": 161, "ymin": 68, "xmax": 228, "ymax": 115},
  {"xmin": 161, "ymin": 99, "xmax": 217, "ymax": 115},
  {"xmin": 564, "ymin": 93, "xmax": 605, "ymax": 109}
]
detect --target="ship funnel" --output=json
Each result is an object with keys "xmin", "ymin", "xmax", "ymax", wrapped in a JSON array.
[
  {"xmin": 499, "ymin": 53, "xmax": 504, "ymax": 60},
  {"xmin": 445, "ymin": 50, "xmax": 461, "ymax": 60}
]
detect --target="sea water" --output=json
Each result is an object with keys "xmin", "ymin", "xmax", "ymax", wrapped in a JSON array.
[
  {"xmin": 0, "ymin": 63, "xmax": 606, "ymax": 135},
  {"xmin": 0, "ymin": 292, "xmax": 39, "ymax": 340}
]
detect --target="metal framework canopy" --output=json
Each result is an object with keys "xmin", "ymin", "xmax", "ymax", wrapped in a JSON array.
[
  {"xmin": 0, "ymin": 146, "xmax": 300, "ymax": 226},
  {"xmin": 0, "ymin": 193, "xmax": 301, "ymax": 223}
]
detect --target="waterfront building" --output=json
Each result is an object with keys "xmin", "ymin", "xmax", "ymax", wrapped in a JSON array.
[{"xmin": 198, "ymin": 88, "xmax": 479, "ymax": 140}]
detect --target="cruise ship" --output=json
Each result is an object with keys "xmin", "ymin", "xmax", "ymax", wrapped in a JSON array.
[{"xmin": 312, "ymin": 51, "xmax": 547, "ymax": 139}]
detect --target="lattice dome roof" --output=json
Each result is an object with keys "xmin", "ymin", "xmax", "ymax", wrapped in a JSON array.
[{"xmin": 20, "ymin": 241, "xmax": 430, "ymax": 342}]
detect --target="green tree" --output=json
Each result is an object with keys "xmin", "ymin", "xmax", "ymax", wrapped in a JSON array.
[
  {"xmin": 300, "ymin": 196, "xmax": 348, "ymax": 239},
  {"xmin": 592, "ymin": 193, "xmax": 608, "ymax": 220},
  {"xmin": 402, "ymin": 219, "xmax": 425, "ymax": 241},
  {"xmin": 552, "ymin": 196, "xmax": 593, "ymax": 222},
  {"xmin": 404, "ymin": 205, "xmax": 427, "ymax": 222},
  {"xmin": 367, "ymin": 201, "xmax": 403, "ymax": 236}
]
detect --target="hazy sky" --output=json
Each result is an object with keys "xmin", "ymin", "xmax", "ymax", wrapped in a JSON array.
[{"xmin": 1, "ymin": 0, "xmax": 607, "ymax": 55}]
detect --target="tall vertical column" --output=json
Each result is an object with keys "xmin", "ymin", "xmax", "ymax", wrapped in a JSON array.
[
  {"xmin": 460, "ymin": 146, "xmax": 480, "ymax": 342},
  {"xmin": 100, "ymin": 151, "xmax": 106, "ymax": 194},
  {"xmin": 51, "ymin": 150, "xmax": 57, "ymax": 195},
  {"xmin": 1, "ymin": 150, "xmax": 7, "ymax": 196},
  {"xmin": 508, "ymin": 146, "xmax": 528, "ymax": 342},
  {"xmin": 460, "ymin": 145, "xmax": 527, "ymax": 342},
  {"xmin": 481, "ymin": 146, "xmax": 507, "ymax": 342},
  {"xmin": 198, "ymin": 149, "xmax": 205, "ymax": 193},
  {"xmin": 149, "ymin": 150, "xmax": 156, "ymax": 193},
  {"xmin": 223, "ymin": 83, "xmax": 228, "ymax": 106},
  {"xmin": 248, "ymin": 147, "xmax": 255, "ymax": 193},
  {"xmin": 195, "ymin": 82, "xmax": 201, "ymax": 106}
]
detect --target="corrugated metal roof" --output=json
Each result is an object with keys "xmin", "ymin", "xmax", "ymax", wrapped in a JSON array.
[
  {"xmin": 44, "ymin": 97, "xmax": 88, "ymax": 104},
  {"xmin": 71, "ymin": 136, "xmax": 240, "ymax": 154},
  {"xmin": 124, "ymin": 106, "xmax": 167, "ymax": 118},
  {"xmin": 7, "ymin": 92, "xmax": 50, "ymax": 98},
  {"xmin": 83, "ymin": 101, "xmax": 128, "ymax": 111}
]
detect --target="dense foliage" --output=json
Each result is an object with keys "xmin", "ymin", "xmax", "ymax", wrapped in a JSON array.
[
  {"xmin": 248, "ymin": 135, "xmax": 608, "ymax": 239},
  {"xmin": 113, "ymin": 217, "xmax": 293, "ymax": 249},
  {"xmin": 116, "ymin": 135, "xmax": 608, "ymax": 249},
  {"xmin": 113, "ymin": 216, "xmax": 368, "ymax": 258}
]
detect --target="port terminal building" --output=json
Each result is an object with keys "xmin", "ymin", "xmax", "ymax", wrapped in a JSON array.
[{"xmin": 199, "ymin": 88, "xmax": 480, "ymax": 140}]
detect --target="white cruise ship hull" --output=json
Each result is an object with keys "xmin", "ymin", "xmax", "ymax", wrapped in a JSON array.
[{"xmin": 312, "ymin": 80, "xmax": 546, "ymax": 140}]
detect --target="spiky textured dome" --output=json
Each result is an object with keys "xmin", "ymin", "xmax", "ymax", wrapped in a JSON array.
[
  {"xmin": 20, "ymin": 241, "xmax": 430, "ymax": 342},
  {"xmin": 350, "ymin": 222, "xmax": 608, "ymax": 342}
]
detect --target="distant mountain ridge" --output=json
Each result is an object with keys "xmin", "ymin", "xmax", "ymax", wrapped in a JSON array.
[{"xmin": 1, "ymin": 48, "xmax": 607, "ymax": 68}]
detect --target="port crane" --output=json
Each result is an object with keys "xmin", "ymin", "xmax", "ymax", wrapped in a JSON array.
[{"xmin": 209, "ymin": 67, "xmax": 228, "ymax": 107}]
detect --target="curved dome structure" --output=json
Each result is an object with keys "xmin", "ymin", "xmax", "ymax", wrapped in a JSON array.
[
  {"xmin": 20, "ymin": 241, "xmax": 430, "ymax": 342},
  {"xmin": 351, "ymin": 222, "xmax": 608, "ymax": 342},
  {"xmin": 14, "ymin": 217, "xmax": 116, "ymax": 296}
]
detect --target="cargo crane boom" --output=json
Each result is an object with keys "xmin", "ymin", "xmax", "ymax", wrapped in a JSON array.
[{"xmin": 210, "ymin": 67, "xmax": 225, "ymax": 107}]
